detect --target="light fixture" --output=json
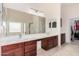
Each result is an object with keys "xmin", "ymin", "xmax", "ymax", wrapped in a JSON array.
[
  {"xmin": 30, "ymin": 8, "xmax": 38, "ymax": 13},
  {"xmin": 30, "ymin": 8, "xmax": 45, "ymax": 17},
  {"xmin": 30, "ymin": 8, "xmax": 44, "ymax": 13}
]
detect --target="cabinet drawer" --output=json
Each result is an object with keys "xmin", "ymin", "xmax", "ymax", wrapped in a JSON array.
[
  {"xmin": 2, "ymin": 42, "xmax": 24, "ymax": 53},
  {"xmin": 24, "ymin": 41, "xmax": 36, "ymax": 46},
  {"xmin": 2, "ymin": 44, "xmax": 18, "ymax": 53},
  {"xmin": 17, "ymin": 43, "xmax": 24, "ymax": 47},
  {"xmin": 25, "ymin": 44, "xmax": 36, "ymax": 52},
  {"xmin": 1, "ymin": 42, "xmax": 24, "ymax": 56},
  {"xmin": 29, "ymin": 50, "xmax": 36, "ymax": 56},
  {"xmin": 14, "ymin": 48, "xmax": 24, "ymax": 56},
  {"xmin": 2, "ymin": 50, "xmax": 15, "ymax": 56},
  {"xmin": 2, "ymin": 48, "xmax": 24, "ymax": 56},
  {"xmin": 25, "ymin": 50, "xmax": 36, "ymax": 56}
]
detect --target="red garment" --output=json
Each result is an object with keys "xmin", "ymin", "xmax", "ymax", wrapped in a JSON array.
[{"xmin": 76, "ymin": 22, "xmax": 79, "ymax": 30}]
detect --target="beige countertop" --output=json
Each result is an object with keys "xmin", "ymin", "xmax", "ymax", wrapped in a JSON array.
[{"xmin": 0, "ymin": 33, "xmax": 58, "ymax": 46}]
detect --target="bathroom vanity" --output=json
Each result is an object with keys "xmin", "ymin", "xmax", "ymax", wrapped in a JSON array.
[
  {"xmin": 41, "ymin": 36, "xmax": 58, "ymax": 50},
  {"xmin": 1, "ymin": 40, "xmax": 37, "ymax": 56},
  {"xmin": 0, "ymin": 34, "xmax": 58, "ymax": 56}
]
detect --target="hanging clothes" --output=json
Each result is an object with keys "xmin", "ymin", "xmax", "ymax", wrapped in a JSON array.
[
  {"xmin": 76, "ymin": 21, "xmax": 79, "ymax": 30},
  {"xmin": 74, "ymin": 20, "xmax": 79, "ymax": 39}
]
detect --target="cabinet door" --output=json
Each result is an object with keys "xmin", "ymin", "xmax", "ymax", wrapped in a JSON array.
[
  {"xmin": 14, "ymin": 48, "xmax": 24, "ymax": 56},
  {"xmin": 24, "ymin": 41, "xmax": 37, "ymax": 56},
  {"xmin": 25, "ymin": 50, "xmax": 36, "ymax": 56},
  {"xmin": 53, "ymin": 36, "xmax": 58, "ymax": 47},
  {"xmin": 41, "ymin": 36, "xmax": 58, "ymax": 50},
  {"xmin": 1, "ymin": 42, "xmax": 24, "ymax": 56},
  {"xmin": 25, "ymin": 44, "xmax": 36, "ymax": 53},
  {"xmin": 48, "ymin": 38, "xmax": 54, "ymax": 48},
  {"xmin": 2, "ymin": 44, "xmax": 18, "ymax": 53},
  {"xmin": 29, "ymin": 50, "xmax": 37, "ymax": 56},
  {"xmin": 1, "ymin": 44, "xmax": 18, "ymax": 56},
  {"xmin": 54, "ymin": 38, "xmax": 58, "ymax": 47},
  {"xmin": 2, "ymin": 50, "xmax": 15, "ymax": 56},
  {"xmin": 41, "ymin": 38, "xmax": 49, "ymax": 50},
  {"xmin": 14, "ymin": 43, "xmax": 24, "ymax": 56}
]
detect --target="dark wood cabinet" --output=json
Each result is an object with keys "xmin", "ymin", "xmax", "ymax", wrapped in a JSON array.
[
  {"xmin": 1, "ymin": 40, "xmax": 37, "ymax": 56},
  {"xmin": 2, "ymin": 51, "xmax": 15, "ymax": 56},
  {"xmin": 61, "ymin": 33, "xmax": 65, "ymax": 45},
  {"xmin": 41, "ymin": 36, "xmax": 58, "ymax": 50},
  {"xmin": 53, "ymin": 36, "xmax": 58, "ymax": 47},
  {"xmin": 1, "ymin": 43, "xmax": 24, "ymax": 56},
  {"xmin": 24, "ymin": 41, "xmax": 37, "ymax": 56},
  {"xmin": 41, "ymin": 38, "xmax": 49, "ymax": 50}
]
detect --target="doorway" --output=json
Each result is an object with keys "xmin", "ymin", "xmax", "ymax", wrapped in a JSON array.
[{"xmin": 71, "ymin": 18, "xmax": 79, "ymax": 41}]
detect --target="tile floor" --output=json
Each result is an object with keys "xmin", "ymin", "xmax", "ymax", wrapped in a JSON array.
[{"xmin": 37, "ymin": 40, "xmax": 79, "ymax": 56}]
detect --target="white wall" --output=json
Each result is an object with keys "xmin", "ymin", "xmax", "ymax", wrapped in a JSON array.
[
  {"xmin": 4, "ymin": 3, "xmax": 30, "ymax": 13},
  {"xmin": 61, "ymin": 4, "xmax": 79, "ymax": 43}
]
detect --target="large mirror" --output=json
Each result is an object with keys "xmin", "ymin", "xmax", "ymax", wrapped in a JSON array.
[{"xmin": 3, "ymin": 8, "xmax": 46, "ymax": 36}]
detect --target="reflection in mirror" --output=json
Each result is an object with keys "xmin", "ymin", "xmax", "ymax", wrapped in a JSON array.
[
  {"xmin": 0, "ymin": 3, "xmax": 3, "ymax": 37},
  {"xmin": 9, "ymin": 22, "xmax": 21, "ymax": 33},
  {"xmin": 49, "ymin": 22, "xmax": 51, "ymax": 28},
  {"xmin": 52, "ymin": 21, "xmax": 57, "ymax": 28},
  {"xmin": 3, "ymin": 8, "xmax": 46, "ymax": 36}
]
